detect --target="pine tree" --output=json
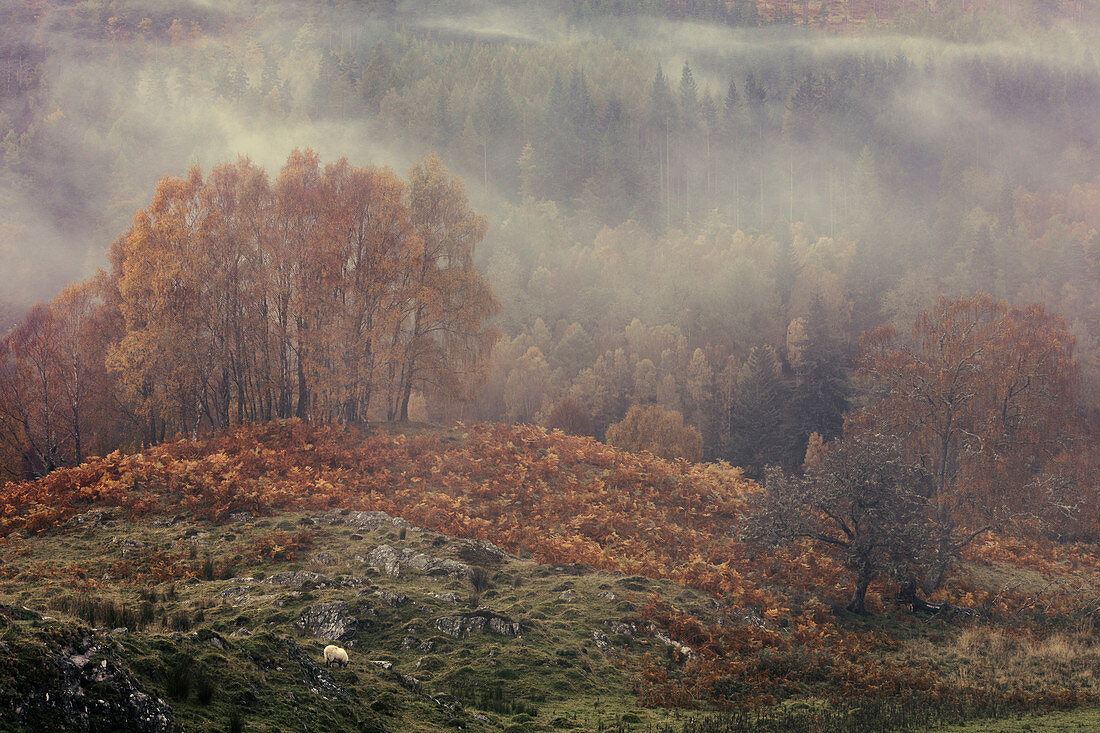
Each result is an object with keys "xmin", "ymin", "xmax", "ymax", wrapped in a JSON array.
[{"xmin": 728, "ymin": 345, "xmax": 794, "ymax": 477}]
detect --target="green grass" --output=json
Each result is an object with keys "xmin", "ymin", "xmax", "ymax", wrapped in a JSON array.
[
  {"xmin": 0, "ymin": 508, "xmax": 711, "ymax": 731},
  {"xmin": 933, "ymin": 707, "xmax": 1100, "ymax": 731},
  {"xmin": 3, "ymin": 507, "xmax": 1099, "ymax": 732}
]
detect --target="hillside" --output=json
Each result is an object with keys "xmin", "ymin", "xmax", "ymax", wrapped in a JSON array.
[{"xmin": 1, "ymin": 422, "xmax": 1100, "ymax": 731}]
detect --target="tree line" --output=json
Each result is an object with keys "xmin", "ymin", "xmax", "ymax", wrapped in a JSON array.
[{"xmin": 0, "ymin": 151, "xmax": 497, "ymax": 477}]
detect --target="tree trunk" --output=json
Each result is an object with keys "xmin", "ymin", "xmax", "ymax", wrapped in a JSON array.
[
  {"xmin": 296, "ymin": 353, "xmax": 309, "ymax": 419},
  {"xmin": 847, "ymin": 565, "xmax": 873, "ymax": 615},
  {"xmin": 922, "ymin": 561, "xmax": 949, "ymax": 596}
]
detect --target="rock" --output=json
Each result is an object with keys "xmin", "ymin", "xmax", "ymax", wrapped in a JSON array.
[
  {"xmin": 558, "ymin": 589, "xmax": 577, "ymax": 601},
  {"xmin": 310, "ymin": 551, "xmax": 338, "ymax": 566},
  {"xmin": 295, "ymin": 601, "xmax": 363, "ymax": 642},
  {"xmin": 607, "ymin": 621, "xmax": 635, "ymax": 637},
  {"xmin": 367, "ymin": 545, "xmax": 404, "ymax": 576},
  {"xmin": 653, "ymin": 630, "xmax": 693, "ymax": 658},
  {"xmin": 370, "ymin": 660, "xmax": 393, "ymax": 671},
  {"xmin": 8, "ymin": 632, "xmax": 174, "ymax": 732},
  {"xmin": 400, "ymin": 636, "xmax": 420, "ymax": 650},
  {"xmin": 264, "ymin": 571, "xmax": 335, "ymax": 588},
  {"xmin": 312, "ymin": 509, "xmax": 413, "ymax": 532},
  {"xmin": 591, "ymin": 630, "xmax": 612, "ymax": 652},
  {"xmin": 367, "ymin": 544, "xmax": 470, "ymax": 579},
  {"xmin": 67, "ymin": 509, "xmax": 114, "ymax": 528},
  {"xmin": 215, "ymin": 585, "xmax": 254, "ymax": 600},
  {"xmin": 455, "ymin": 538, "xmax": 510, "ymax": 565},
  {"xmin": 374, "ymin": 590, "xmax": 408, "ymax": 607},
  {"xmin": 284, "ymin": 638, "xmax": 346, "ymax": 701},
  {"xmin": 429, "ymin": 592, "xmax": 459, "ymax": 605},
  {"xmin": 433, "ymin": 610, "xmax": 520, "ymax": 639},
  {"xmin": 229, "ymin": 512, "xmax": 255, "ymax": 523},
  {"xmin": 598, "ymin": 591, "xmax": 616, "ymax": 601}
]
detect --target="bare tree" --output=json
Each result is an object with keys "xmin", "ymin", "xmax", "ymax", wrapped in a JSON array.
[{"xmin": 744, "ymin": 433, "xmax": 931, "ymax": 615}]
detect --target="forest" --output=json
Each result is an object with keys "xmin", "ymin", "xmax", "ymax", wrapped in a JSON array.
[{"xmin": 2, "ymin": 0, "xmax": 1098, "ymax": 472}]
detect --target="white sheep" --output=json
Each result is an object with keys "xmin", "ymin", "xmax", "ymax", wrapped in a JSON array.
[{"xmin": 323, "ymin": 644, "xmax": 349, "ymax": 668}]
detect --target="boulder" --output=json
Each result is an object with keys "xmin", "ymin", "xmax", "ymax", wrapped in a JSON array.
[
  {"xmin": 374, "ymin": 590, "xmax": 409, "ymax": 607},
  {"xmin": 433, "ymin": 610, "xmax": 520, "ymax": 639},
  {"xmin": 295, "ymin": 601, "xmax": 364, "ymax": 642},
  {"xmin": 367, "ymin": 544, "xmax": 470, "ymax": 579},
  {"xmin": 264, "ymin": 570, "xmax": 335, "ymax": 588}
]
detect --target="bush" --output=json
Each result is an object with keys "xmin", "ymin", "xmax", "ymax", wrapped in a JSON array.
[{"xmin": 605, "ymin": 405, "xmax": 703, "ymax": 462}]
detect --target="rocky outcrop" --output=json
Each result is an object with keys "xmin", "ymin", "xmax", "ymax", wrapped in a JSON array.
[
  {"xmin": 367, "ymin": 544, "xmax": 470, "ymax": 579},
  {"xmin": 284, "ymin": 638, "xmax": 346, "ymax": 701},
  {"xmin": 295, "ymin": 601, "xmax": 366, "ymax": 642},
  {"xmin": 1, "ymin": 630, "xmax": 174, "ymax": 732},
  {"xmin": 373, "ymin": 589, "xmax": 409, "ymax": 607},
  {"xmin": 433, "ymin": 610, "xmax": 521, "ymax": 639},
  {"xmin": 264, "ymin": 570, "xmax": 336, "ymax": 588}
]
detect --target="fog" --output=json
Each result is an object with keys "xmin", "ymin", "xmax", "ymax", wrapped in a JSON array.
[{"xmin": 2, "ymin": 0, "xmax": 1098, "ymax": 313}]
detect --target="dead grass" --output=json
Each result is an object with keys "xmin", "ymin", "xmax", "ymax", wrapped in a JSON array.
[{"xmin": 909, "ymin": 626, "xmax": 1100, "ymax": 701}]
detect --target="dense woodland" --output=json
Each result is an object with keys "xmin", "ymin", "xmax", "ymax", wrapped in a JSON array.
[
  {"xmin": 0, "ymin": 7, "xmax": 1096, "ymax": 507},
  {"xmin": 2, "ymin": 0, "xmax": 1098, "ymax": 467}
]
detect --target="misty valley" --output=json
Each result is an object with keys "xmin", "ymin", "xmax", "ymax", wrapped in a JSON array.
[{"xmin": 1, "ymin": 1, "xmax": 1099, "ymax": 731}]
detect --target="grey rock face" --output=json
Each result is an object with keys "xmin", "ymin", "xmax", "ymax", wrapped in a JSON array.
[
  {"xmin": 374, "ymin": 589, "xmax": 409, "ymax": 607},
  {"xmin": 433, "ymin": 610, "xmax": 520, "ymax": 639},
  {"xmin": 264, "ymin": 570, "xmax": 335, "ymax": 588},
  {"xmin": 295, "ymin": 601, "xmax": 363, "ymax": 642},
  {"xmin": 367, "ymin": 544, "xmax": 470, "ymax": 579},
  {"xmin": 6, "ymin": 632, "xmax": 174, "ymax": 732}
]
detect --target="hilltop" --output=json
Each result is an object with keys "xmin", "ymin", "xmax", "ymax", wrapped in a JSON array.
[{"xmin": 1, "ymin": 422, "xmax": 1100, "ymax": 731}]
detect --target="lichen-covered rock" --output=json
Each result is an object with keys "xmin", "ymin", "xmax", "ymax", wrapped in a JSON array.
[
  {"xmin": 591, "ymin": 630, "xmax": 612, "ymax": 652},
  {"xmin": 433, "ymin": 610, "xmax": 520, "ymax": 639},
  {"xmin": 374, "ymin": 590, "xmax": 409, "ymax": 607},
  {"xmin": 214, "ymin": 584, "xmax": 253, "ymax": 600},
  {"xmin": 264, "ymin": 570, "xmax": 335, "ymax": 588},
  {"xmin": 367, "ymin": 545, "xmax": 405, "ymax": 576},
  {"xmin": 607, "ymin": 621, "xmax": 635, "ymax": 637},
  {"xmin": 454, "ymin": 538, "xmax": 510, "ymax": 565},
  {"xmin": 2, "ymin": 631, "xmax": 174, "ymax": 732},
  {"xmin": 653, "ymin": 630, "xmax": 693, "ymax": 657},
  {"xmin": 310, "ymin": 551, "xmax": 338, "ymax": 566},
  {"xmin": 295, "ymin": 601, "xmax": 364, "ymax": 642},
  {"xmin": 367, "ymin": 544, "xmax": 470, "ymax": 579}
]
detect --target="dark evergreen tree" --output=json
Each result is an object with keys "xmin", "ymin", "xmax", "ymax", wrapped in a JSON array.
[
  {"xmin": 728, "ymin": 345, "xmax": 795, "ymax": 477},
  {"xmin": 792, "ymin": 293, "xmax": 850, "ymax": 447}
]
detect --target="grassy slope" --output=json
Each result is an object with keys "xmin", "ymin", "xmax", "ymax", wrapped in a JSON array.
[{"xmin": 0, "ymin": 507, "xmax": 715, "ymax": 732}]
